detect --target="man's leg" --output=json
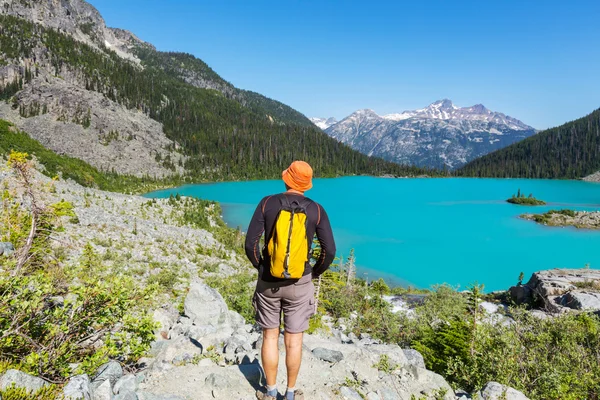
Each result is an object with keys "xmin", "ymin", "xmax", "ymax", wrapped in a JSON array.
[
  {"xmin": 284, "ymin": 331, "xmax": 304, "ymax": 389},
  {"xmin": 261, "ymin": 327, "xmax": 280, "ymax": 387}
]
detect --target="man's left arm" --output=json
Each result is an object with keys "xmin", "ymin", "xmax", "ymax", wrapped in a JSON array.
[{"xmin": 313, "ymin": 204, "xmax": 336, "ymax": 277}]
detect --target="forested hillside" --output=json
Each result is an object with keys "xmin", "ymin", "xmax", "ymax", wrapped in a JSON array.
[
  {"xmin": 458, "ymin": 108, "xmax": 600, "ymax": 179},
  {"xmin": 0, "ymin": 14, "xmax": 428, "ymax": 182}
]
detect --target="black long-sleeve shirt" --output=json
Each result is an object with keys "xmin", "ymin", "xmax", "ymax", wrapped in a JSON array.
[{"xmin": 245, "ymin": 192, "xmax": 336, "ymax": 282}]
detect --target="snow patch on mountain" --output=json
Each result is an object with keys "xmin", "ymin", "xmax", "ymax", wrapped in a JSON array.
[{"xmin": 310, "ymin": 117, "xmax": 338, "ymax": 130}]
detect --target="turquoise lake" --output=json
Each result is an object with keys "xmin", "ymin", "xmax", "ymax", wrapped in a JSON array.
[{"xmin": 146, "ymin": 177, "xmax": 600, "ymax": 292}]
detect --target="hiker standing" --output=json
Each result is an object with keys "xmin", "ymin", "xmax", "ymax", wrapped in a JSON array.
[{"xmin": 245, "ymin": 160, "xmax": 336, "ymax": 400}]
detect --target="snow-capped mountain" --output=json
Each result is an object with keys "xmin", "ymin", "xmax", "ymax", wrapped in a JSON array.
[
  {"xmin": 310, "ymin": 117, "xmax": 338, "ymax": 130},
  {"xmin": 324, "ymin": 99, "xmax": 536, "ymax": 169}
]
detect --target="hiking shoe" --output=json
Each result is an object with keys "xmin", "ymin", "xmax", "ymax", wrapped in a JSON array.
[
  {"xmin": 285, "ymin": 389, "xmax": 304, "ymax": 400},
  {"xmin": 255, "ymin": 389, "xmax": 277, "ymax": 400}
]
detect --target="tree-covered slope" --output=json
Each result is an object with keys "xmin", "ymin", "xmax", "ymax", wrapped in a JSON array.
[
  {"xmin": 457, "ymin": 108, "xmax": 600, "ymax": 179},
  {"xmin": 135, "ymin": 49, "xmax": 315, "ymax": 128},
  {"xmin": 0, "ymin": 14, "xmax": 427, "ymax": 182}
]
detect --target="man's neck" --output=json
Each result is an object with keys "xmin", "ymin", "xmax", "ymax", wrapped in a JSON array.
[{"xmin": 285, "ymin": 189, "xmax": 304, "ymax": 196}]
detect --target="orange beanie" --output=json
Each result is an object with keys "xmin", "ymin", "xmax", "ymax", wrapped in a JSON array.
[{"xmin": 282, "ymin": 161, "xmax": 313, "ymax": 192}]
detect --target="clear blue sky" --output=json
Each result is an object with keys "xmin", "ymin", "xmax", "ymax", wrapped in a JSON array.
[{"xmin": 91, "ymin": 0, "xmax": 600, "ymax": 129}]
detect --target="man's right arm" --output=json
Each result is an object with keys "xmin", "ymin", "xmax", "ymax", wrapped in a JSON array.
[{"xmin": 244, "ymin": 198, "xmax": 266, "ymax": 269}]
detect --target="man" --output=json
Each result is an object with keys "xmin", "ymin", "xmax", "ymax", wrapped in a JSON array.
[{"xmin": 245, "ymin": 160, "xmax": 336, "ymax": 400}]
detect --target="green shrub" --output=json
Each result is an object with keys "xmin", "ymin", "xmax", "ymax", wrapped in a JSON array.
[{"xmin": 147, "ymin": 267, "xmax": 179, "ymax": 290}]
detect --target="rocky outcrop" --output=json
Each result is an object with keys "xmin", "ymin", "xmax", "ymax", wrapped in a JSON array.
[
  {"xmin": 0, "ymin": 0, "xmax": 140, "ymax": 63},
  {"xmin": 583, "ymin": 171, "xmax": 600, "ymax": 182},
  {"xmin": 509, "ymin": 269, "xmax": 600, "ymax": 314},
  {"xmin": 522, "ymin": 210, "xmax": 600, "ymax": 230},
  {"xmin": 0, "ymin": 74, "xmax": 185, "ymax": 178}
]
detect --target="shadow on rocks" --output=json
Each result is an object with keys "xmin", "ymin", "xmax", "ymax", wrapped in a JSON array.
[{"xmin": 237, "ymin": 359, "xmax": 264, "ymax": 391}]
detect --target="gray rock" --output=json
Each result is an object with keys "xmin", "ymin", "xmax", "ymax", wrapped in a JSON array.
[
  {"xmin": 559, "ymin": 291, "xmax": 600, "ymax": 311},
  {"xmin": 92, "ymin": 361, "xmax": 123, "ymax": 387},
  {"xmin": 312, "ymin": 347, "xmax": 344, "ymax": 363},
  {"xmin": 114, "ymin": 392, "xmax": 138, "ymax": 400},
  {"xmin": 0, "ymin": 242, "xmax": 15, "ymax": 256},
  {"xmin": 136, "ymin": 393, "xmax": 185, "ymax": 400},
  {"xmin": 184, "ymin": 282, "xmax": 229, "ymax": 326},
  {"xmin": 509, "ymin": 269, "xmax": 600, "ymax": 308},
  {"xmin": 186, "ymin": 324, "xmax": 217, "ymax": 341},
  {"xmin": 377, "ymin": 388, "xmax": 401, "ymax": 400},
  {"xmin": 113, "ymin": 374, "xmax": 137, "ymax": 395},
  {"xmin": 223, "ymin": 334, "xmax": 250, "ymax": 355},
  {"xmin": 340, "ymin": 386, "xmax": 363, "ymax": 400},
  {"xmin": 340, "ymin": 332, "xmax": 352, "ymax": 344},
  {"xmin": 92, "ymin": 379, "xmax": 113, "ymax": 400},
  {"xmin": 366, "ymin": 344, "xmax": 408, "ymax": 367},
  {"xmin": 366, "ymin": 392, "xmax": 381, "ymax": 400},
  {"xmin": 63, "ymin": 374, "xmax": 92, "ymax": 400},
  {"xmin": 204, "ymin": 373, "xmax": 228, "ymax": 389},
  {"xmin": 0, "ymin": 369, "xmax": 48, "ymax": 394},
  {"xmin": 479, "ymin": 382, "xmax": 529, "ymax": 400},
  {"xmin": 152, "ymin": 307, "xmax": 178, "ymax": 338},
  {"xmin": 402, "ymin": 348, "xmax": 426, "ymax": 369}
]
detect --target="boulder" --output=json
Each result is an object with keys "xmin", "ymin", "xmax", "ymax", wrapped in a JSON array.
[
  {"xmin": 0, "ymin": 369, "xmax": 48, "ymax": 394},
  {"xmin": 559, "ymin": 291, "xmax": 600, "ymax": 311},
  {"xmin": 365, "ymin": 344, "xmax": 408, "ymax": 367},
  {"xmin": 92, "ymin": 361, "xmax": 123, "ymax": 388},
  {"xmin": 113, "ymin": 374, "xmax": 137, "ymax": 395},
  {"xmin": 183, "ymin": 282, "xmax": 229, "ymax": 326},
  {"xmin": 0, "ymin": 242, "xmax": 15, "ymax": 256},
  {"xmin": 152, "ymin": 307, "xmax": 178, "ymax": 338},
  {"xmin": 63, "ymin": 374, "xmax": 93, "ymax": 399},
  {"xmin": 402, "ymin": 348, "xmax": 426, "ymax": 369},
  {"xmin": 223, "ymin": 334, "xmax": 250, "ymax": 355},
  {"xmin": 478, "ymin": 382, "xmax": 529, "ymax": 400},
  {"xmin": 312, "ymin": 347, "xmax": 344, "ymax": 363},
  {"xmin": 92, "ymin": 379, "xmax": 112, "ymax": 400}
]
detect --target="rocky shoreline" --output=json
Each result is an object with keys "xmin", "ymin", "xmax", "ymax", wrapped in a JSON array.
[
  {"xmin": 521, "ymin": 209, "xmax": 600, "ymax": 229},
  {"xmin": 583, "ymin": 171, "xmax": 600, "ymax": 183}
]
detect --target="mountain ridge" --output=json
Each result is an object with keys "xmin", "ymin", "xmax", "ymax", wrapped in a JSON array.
[{"xmin": 320, "ymin": 100, "xmax": 536, "ymax": 169}]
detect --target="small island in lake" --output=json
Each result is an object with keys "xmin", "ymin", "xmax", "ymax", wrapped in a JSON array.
[
  {"xmin": 506, "ymin": 189, "xmax": 546, "ymax": 205},
  {"xmin": 522, "ymin": 209, "xmax": 600, "ymax": 229}
]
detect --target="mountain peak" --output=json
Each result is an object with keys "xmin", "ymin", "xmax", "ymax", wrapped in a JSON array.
[
  {"xmin": 429, "ymin": 99, "xmax": 456, "ymax": 110},
  {"xmin": 469, "ymin": 104, "xmax": 489, "ymax": 113}
]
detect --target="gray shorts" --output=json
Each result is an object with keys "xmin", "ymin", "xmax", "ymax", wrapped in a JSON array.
[{"xmin": 253, "ymin": 274, "xmax": 316, "ymax": 333}]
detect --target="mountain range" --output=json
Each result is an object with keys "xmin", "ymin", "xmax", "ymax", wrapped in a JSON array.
[
  {"xmin": 313, "ymin": 99, "xmax": 537, "ymax": 169},
  {"xmin": 0, "ymin": 0, "xmax": 424, "ymax": 185}
]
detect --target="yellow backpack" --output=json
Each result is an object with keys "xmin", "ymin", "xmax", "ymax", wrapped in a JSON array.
[{"xmin": 267, "ymin": 196, "xmax": 309, "ymax": 279}]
